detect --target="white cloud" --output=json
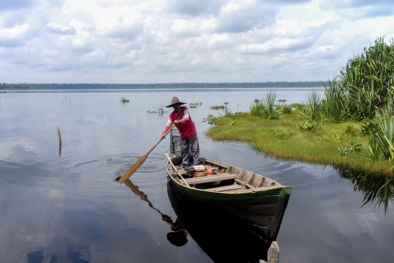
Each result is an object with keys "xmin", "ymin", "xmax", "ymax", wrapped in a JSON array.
[{"xmin": 0, "ymin": 0, "xmax": 394, "ymax": 83}]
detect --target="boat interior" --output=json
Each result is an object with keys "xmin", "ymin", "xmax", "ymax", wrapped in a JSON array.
[{"xmin": 167, "ymin": 157, "xmax": 281, "ymax": 193}]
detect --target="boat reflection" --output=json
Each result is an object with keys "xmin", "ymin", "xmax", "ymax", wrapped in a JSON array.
[
  {"xmin": 123, "ymin": 179, "xmax": 271, "ymax": 262},
  {"xmin": 167, "ymin": 180, "xmax": 270, "ymax": 263},
  {"xmin": 334, "ymin": 164, "xmax": 394, "ymax": 212}
]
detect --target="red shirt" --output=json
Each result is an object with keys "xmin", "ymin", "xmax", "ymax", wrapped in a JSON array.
[{"xmin": 163, "ymin": 106, "xmax": 197, "ymax": 139}]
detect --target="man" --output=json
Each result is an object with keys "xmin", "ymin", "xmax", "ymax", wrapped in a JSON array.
[{"xmin": 161, "ymin": 96, "xmax": 200, "ymax": 168}]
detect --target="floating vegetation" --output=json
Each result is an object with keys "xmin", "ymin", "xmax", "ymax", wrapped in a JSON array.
[
  {"xmin": 203, "ymin": 114, "xmax": 217, "ymax": 125},
  {"xmin": 120, "ymin": 97, "xmax": 130, "ymax": 103},
  {"xmin": 147, "ymin": 107, "xmax": 166, "ymax": 115},
  {"xmin": 189, "ymin": 102, "xmax": 202, "ymax": 107},
  {"xmin": 210, "ymin": 105, "xmax": 225, "ymax": 110}
]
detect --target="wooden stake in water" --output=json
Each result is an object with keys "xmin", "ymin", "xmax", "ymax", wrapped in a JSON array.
[{"xmin": 58, "ymin": 127, "xmax": 62, "ymax": 157}]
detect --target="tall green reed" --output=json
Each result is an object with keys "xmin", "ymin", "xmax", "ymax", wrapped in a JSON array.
[
  {"xmin": 249, "ymin": 92, "xmax": 279, "ymax": 120},
  {"xmin": 302, "ymin": 90, "xmax": 323, "ymax": 121},
  {"xmin": 370, "ymin": 101, "xmax": 394, "ymax": 162}
]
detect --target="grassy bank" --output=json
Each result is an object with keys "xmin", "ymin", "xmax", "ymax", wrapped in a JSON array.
[{"xmin": 206, "ymin": 111, "xmax": 392, "ymax": 176}]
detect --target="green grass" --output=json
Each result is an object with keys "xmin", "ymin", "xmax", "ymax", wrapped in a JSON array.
[{"xmin": 206, "ymin": 111, "xmax": 392, "ymax": 175}]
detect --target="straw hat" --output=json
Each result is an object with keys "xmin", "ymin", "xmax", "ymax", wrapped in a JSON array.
[{"xmin": 166, "ymin": 96, "xmax": 186, "ymax": 108}]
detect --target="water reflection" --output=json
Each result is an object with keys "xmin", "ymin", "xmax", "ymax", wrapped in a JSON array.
[
  {"xmin": 123, "ymin": 179, "xmax": 269, "ymax": 262},
  {"xmin": 334, "ymin": 165, "xmax": 394, "ymax": 212},
  {"xmin": 122, "ymin": 179, "xmax": 189, "ymax": 247}
]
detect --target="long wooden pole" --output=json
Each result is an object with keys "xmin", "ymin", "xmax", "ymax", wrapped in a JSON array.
[{"xmin": 165, "ymin": 153, "xmax": 190, "ymax": 187}]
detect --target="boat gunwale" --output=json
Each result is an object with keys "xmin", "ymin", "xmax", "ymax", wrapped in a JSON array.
[{"xmin": 165, "ymin": 158, "xmax": 292, "ymax": 196}]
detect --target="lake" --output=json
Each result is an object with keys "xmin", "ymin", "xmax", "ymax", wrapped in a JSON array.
[{"xmin": 0, "ymin": 88, "xmax": 393, "ymax": 263}]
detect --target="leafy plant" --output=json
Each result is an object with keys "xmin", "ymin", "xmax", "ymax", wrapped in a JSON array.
[
  {"xmin": 344, "ymin": 124, "xmax": 360, "ymax": 136},
  {"xmin": 282, "ymin": 119, "xmax": 295, "ymax": 126},
  {"xmin": 361, "ymin": 119, "xmax": 379, "ymax": 135},
  {"xmin": 338, "ymin": 142, "xmax": 362, "ymax": 156},
  {"xmin": 298, "ymin": 120, "xmax": 319, "ymax": 131},
  {"xmin": 203, "ymin": 114, "xmax": 217, "ymax": 125},
  {"xmin": 220, "ymin": 106, "xmax": 232, "ymax": 117}
]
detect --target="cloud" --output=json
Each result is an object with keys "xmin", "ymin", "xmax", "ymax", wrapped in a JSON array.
[
  {"xmin": 213, "ymin": 3, "xmax": 277, "ymax": 33},
  {"xmin": 166, "ymin": 0, "xmax": 224, "ymax": 17},
  {"xmin": 1, "ymin": 0, "xmax": 394, "ymax": 83},
  {"xmin": 46, "ymin": 25, "xmax": 76, "ymax": 35},
  {"xmin": 102, "ymin": 23, "xmax": 144, "ymax": 41}
]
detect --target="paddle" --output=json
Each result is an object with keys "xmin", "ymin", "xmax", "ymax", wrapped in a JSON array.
[{"xmin": 116, "ymin": 124, "xmax": 175, "ymax": 182}]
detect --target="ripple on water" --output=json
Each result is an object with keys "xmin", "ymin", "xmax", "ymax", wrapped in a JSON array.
[{"xmin": 57, "ymin": 151, "xmax": 167, "ymax": 197}]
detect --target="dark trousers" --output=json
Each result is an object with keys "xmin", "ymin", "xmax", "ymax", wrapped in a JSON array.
[{"xmin": 180, "ymin": 135, "xmax": 200, "ymax": 166}]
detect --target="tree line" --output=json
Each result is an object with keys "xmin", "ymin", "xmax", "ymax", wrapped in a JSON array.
[
  {"xmin": 0, "ymin": 81, "xmax": 328, "ymax": 90},
  {"xmin": 0, "ymin": 83, "xmax": 29, "ymax": 90}
]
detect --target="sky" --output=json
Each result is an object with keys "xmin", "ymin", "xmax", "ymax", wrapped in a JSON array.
[{"xmin": 1, "ymin": 0, "xmax": 394, "ymax": 84}]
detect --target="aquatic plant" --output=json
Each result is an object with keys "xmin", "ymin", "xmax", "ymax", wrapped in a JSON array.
[
  {"xmin": 323, "ymin": 79, "xmax": 350, "ymax": 122},
  {"xmin": 325, "ymin": 37, "xmax": 394, "ymax": 120},
  {"xmin": 249, "ymin": 92, "xmax": 280, "ymax": 119},
  {"xmin": 147, "ymin": 107, "xmax": 166, "ymax": 115},
  {"xmin": 369, "ymin": 101, "xmax": 394, "ymax": 162},
  {"xmin": 302, "ymin": 90, "xmax": 323, "ymax": 121},
  {"xmin": 261, "ymin": 91, "xmax": 279, "ymax": 120},
  {"xmin": 210, "ymin": 105, "xmax": 225, "ymax": 110},
  {"xmin": 203, "ymin": 114, "xmax": 217, "ymax": 125}
]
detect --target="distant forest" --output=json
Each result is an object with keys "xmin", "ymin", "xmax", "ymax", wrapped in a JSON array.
[{"xmin": 0, "ymin": 81, "xmax": 329, "ymax": 90}]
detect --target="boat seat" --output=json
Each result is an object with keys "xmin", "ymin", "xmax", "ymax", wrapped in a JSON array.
[
  {"xmin": 206, "ymin": 184, "xmax": 243, "ymax": 192},
  {"xmin": 183, "ymin": 173, "xmax": 237, "ymax": 185}
]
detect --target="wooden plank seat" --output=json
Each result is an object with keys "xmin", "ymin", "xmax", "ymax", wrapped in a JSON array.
[
  {"xmin": 206, "ymin": 184, "xmax": 243, "ymax": 192},
  {"xmin": 183, "ymin": 173, "xmax": 237, "ymax": 185}
]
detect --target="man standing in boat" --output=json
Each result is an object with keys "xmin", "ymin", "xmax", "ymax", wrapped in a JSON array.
[{"xmin": 161, "ymin": 96, "xmax": 200, "ymax": 168}]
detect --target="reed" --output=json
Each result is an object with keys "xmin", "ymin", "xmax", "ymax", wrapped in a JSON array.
[
  {"xmin": 302, "ymin": 90, "xmax": 323, "ymax": 121},
  {"xmin": 370, "ymin": 101, "xmax": 394, "ymax": 161},
  {"xmin": 325, "ymin": 37, "xmax": 394, "ymax": 120}
]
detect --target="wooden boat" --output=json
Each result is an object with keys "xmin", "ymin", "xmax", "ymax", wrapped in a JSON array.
[
  {"xmin": 165, "ymin": 128, "xmax": 292, "ymax": 242},
  {"xmin": 165, "ymin": 154, "xmax": 292, "ymax": 243}
]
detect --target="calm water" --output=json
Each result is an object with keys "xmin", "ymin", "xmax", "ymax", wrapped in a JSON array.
[{"xmin": 0, "ymin": 88, "xmax": 393, "ymax": 263}]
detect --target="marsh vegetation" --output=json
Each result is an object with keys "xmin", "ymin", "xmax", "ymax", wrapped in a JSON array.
[{"xmin": 207, "ymin": 37, "xmax": 394, "ymax": 176}]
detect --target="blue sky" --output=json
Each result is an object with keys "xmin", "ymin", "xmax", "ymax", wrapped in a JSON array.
[{"xmin": 1, "ymin": 0, "xmax": 393, "ymax": 83}]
